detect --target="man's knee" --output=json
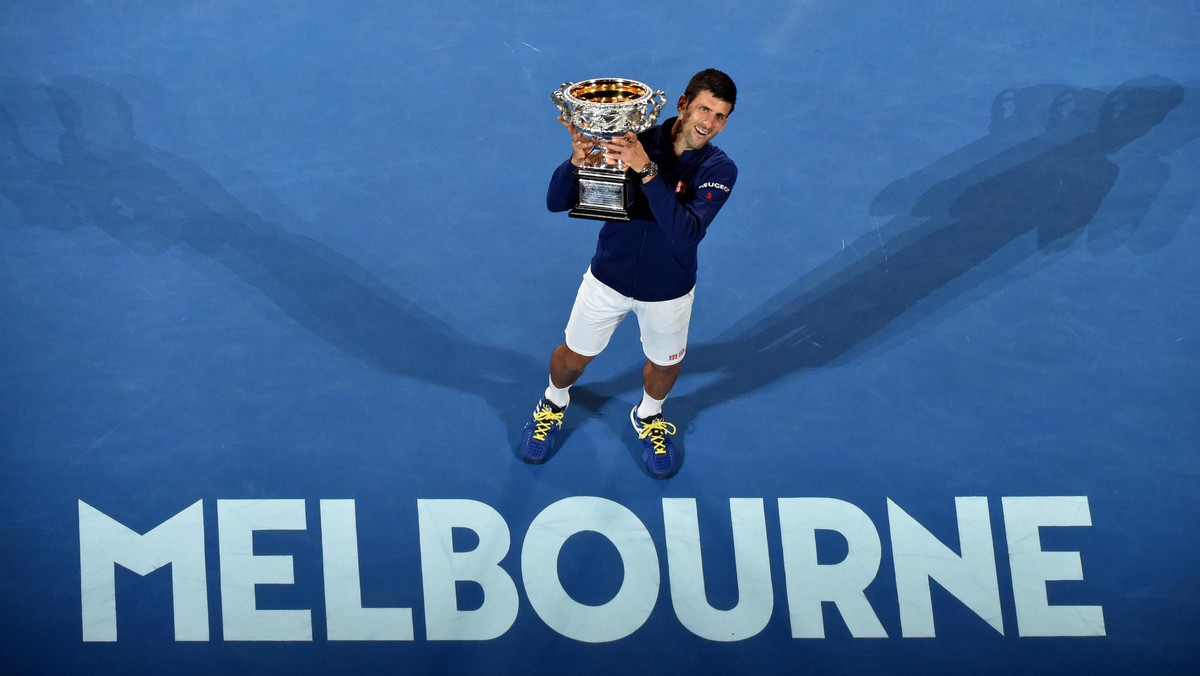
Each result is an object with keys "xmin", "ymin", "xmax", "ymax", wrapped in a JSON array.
[
  {"xmin": 552, "ymin": 343, "xmax": 593, "ymax": 382},
  {"xmin": 646, "ymin": 360, "xmax": 681, "ymax": 376}
]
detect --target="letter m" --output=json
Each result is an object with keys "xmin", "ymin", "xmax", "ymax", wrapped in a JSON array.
[{"xmin": 78, "ymin": 500, "xmax": 209, "ymax": 641}]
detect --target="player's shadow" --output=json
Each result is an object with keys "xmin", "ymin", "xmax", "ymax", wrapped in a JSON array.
[
  {"xmin": 0, "ymin": 75, "xmax": 543, "ymax": 449},
  {"xmin": 670, "ymin": 76, "xmax": 1193, "ymax": 425},
  {"xmin": 3, "ymin": 75, "xmax": 1195, "ymax": 475},
  {"xmin": 581, "ymin": 76, "xmax": 1195, "ymax": 469}
]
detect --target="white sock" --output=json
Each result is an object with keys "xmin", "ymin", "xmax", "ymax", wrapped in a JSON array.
[
  {"xmin": 544, "ymin": 377, "xmax": 570, "ymax": 409},
  {"xmin": 636, "ymin": 390, "xmax": 665, "ymax": 420}
]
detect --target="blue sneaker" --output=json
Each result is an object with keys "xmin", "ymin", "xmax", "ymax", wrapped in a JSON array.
[
  {"xmin": 521, "ymin": 399, "xmax": 565, "ymax": 464},
  {"xmin": 631, "ymin": 406, "xmax": 679, "ymax": 479}
]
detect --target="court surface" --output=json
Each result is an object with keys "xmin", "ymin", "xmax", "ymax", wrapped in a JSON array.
[{"xmin": 2, "ymin": 1, "xmax": 1198, "ymax": 673}]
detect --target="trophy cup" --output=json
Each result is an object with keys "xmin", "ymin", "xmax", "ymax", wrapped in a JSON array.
[{"xmin": 551, "ymin": 78, "xmax": 667, "ymax": 222}]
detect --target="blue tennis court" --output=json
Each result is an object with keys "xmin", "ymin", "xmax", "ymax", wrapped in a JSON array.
[{"xmin": 2, "ymin": 1, "xmax": 1197, "ymax": 673}]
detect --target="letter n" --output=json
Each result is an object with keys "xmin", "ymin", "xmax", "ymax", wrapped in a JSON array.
[
  {"xmin": 78, "ymin": 500, "xmax": 209, "ymax": 641},
  {"xmin": 889, "ymin": 497, "xmax": 1003, "ymax": 637}
]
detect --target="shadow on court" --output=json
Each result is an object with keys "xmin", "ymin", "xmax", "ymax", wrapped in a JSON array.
[
  {"xmin": 3, "ymin": 75, "xmax": 1195, "ymax": 474},
  {"xmin": 583, "ymin": 76, "xmax": 1196, "ymax": 472},
  {"xmin": 0, "ymin": 75, "xmax": 542, "ymax": 446}
]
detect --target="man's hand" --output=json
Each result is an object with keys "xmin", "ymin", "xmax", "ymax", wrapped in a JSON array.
[
  {"xmin": 602, "ymin": 132, "xmax": 652, "ymax": 175},
  {"xmin": 559, "ymin": 116, "xmax": 601, "ymax": 167}
]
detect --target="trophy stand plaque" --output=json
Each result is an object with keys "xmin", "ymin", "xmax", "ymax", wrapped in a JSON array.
[{"xmin": 573, "ymin": 164, "xmax": 638, "ymax": 223}]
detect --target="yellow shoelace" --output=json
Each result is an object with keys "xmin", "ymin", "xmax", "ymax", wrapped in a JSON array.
[
  {"xmin": 531, "ymin": 407, "xmax": 564, "ymax": 441},
  {"xmin": 637, "ymin": 419, "xmax": 677, "ymax": 455}
]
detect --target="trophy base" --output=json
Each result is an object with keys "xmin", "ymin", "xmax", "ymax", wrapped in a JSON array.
[
  {"xmin": 570, "ymin": 165, "xmax": 640, "ymax": 223},
  {"xmin": 569, "ymin": 205, "xmax": 634, "ymax": 223}
]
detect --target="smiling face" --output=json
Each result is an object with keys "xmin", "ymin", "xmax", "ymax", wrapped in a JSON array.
[{"xmin": 673, "ymin": 89, "xmax": 733, "ymax": 154}]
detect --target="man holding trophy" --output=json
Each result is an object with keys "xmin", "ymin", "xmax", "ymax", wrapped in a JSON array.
[{"xmin": 522, "ymin": 69, "xmax": 738, "ymax": 479}]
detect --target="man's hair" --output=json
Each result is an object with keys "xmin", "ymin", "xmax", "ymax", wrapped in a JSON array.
[{"xmin": 684, "ymin": 69, "xmax": 737, "ymax": 112}]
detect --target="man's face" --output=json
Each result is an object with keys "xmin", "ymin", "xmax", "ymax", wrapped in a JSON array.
[{"xmin": 676, "ymin": 89, "xmax": 732, "ymax": 151}]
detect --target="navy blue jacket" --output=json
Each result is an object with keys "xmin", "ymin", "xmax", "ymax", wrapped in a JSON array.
[{"xmin": 547, "ymin": 116, "xmax": 737, "ymax": 302}]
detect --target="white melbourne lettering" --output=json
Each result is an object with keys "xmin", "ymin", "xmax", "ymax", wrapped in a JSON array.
[{"xmin": 77, "ymin": 495, "xmax": 1106, "ymax": 643}]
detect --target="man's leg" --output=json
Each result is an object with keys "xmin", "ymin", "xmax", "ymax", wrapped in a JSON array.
[
  {"xmin": 630, "ymin": 290, "xmax": 693, "ymax": 478},
  {"xmin": 522, "ymin": 271, "xmax": 629, "ymax": 464},
  {"xmin": 634, "ymin": 359, "xmax": 679, "ymax": 430},
  {"xmin": 640, "ymin": 359, "xmax": 680, "ymax": 411},
  {"xmin": 631, "ymin": 360, "xmax": 682, "ymax": 478},
  {"xmin": 522, "ymin": 344, "xmax": 592, "ymax": 465},
  {"xmin": 550, "ymin": 343, "xmax": 595, "ymax": 392}
]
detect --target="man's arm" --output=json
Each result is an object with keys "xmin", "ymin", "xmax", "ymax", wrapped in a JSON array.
[
  {"xmin": 604, "ymin": 132, "xmax": 738, "ymax": 249},
  {"xmin": 547, "ymin": 118, "xmax": 598, "ymax": 212},
  {"xmin": 642, "ymin": 159, "xmax": 738, "ymax": 249},
  {"xmin": 547, "ymin": 159, "xmax": 578, "ymax": 212}
]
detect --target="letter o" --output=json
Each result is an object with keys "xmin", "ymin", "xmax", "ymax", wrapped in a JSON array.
[{"xmin": 521, "ymin": 497, "xmax": 659, "ymax": 642}]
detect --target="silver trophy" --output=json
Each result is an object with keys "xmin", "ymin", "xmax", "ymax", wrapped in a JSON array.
[{"xmin": 551, "ymin": 78, "xmax": 667, "ymax": 222}]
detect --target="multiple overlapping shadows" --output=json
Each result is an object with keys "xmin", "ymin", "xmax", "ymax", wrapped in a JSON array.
[
  {"xmin": 1, "ymin": 75, "xmax": 543, "ymax": 442},
  {"xmin": 577, "ymin": 77, "xmax": 1196, "ymax": 469},
  {"xmin": 3, "ymin": 75, "xmax": 1195, "ymax": 472},
  {"xmin": 686, "ymin": 79, "xmax": 1189, "ymax": 387}
]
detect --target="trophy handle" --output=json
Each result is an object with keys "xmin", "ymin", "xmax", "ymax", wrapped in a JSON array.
[
  {"xmin": 551, "ymin": 82, "xmax": 573, "ymax": 119},
  {"xmin": 646, "ymin": 90, "xmax": 667, "ymax": 125}
]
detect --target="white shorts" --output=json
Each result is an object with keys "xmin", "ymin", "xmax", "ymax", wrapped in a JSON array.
[{"xmin": 564, "ymin": 269, "xmax": 694, "ymax": 366}]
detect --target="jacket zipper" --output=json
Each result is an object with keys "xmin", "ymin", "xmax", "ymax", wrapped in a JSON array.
[{"xmin": 631, "ymin": 220, "xmax": 648, "ymax": 297}]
